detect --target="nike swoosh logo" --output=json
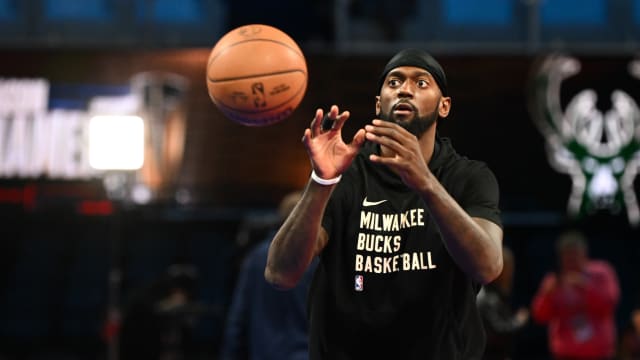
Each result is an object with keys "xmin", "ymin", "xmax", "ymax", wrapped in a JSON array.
[{"xmin": 362, "ymin": 197, "xmax": 388, "ymax": 207}]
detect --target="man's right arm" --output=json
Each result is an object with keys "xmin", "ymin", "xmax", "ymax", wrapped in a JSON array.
[
  {"xmin": 264, "ymin": 180, "xmax": 334, "ymax": 289},
  {"xmin": 265, "ymin": 104, "xmax": 365, "ymax": 289}
]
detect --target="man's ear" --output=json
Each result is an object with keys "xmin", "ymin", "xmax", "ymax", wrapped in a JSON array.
[
  {"xmin": 375, "ymin": 95, "xmax": 381, "ymax": 116},
  {"xmin": 438, "ymin": 96, "xmax": 451, "ymax": 118}
]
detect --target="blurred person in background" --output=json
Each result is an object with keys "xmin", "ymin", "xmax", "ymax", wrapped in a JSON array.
[
  {"xmin": 619, "ymin": 293, "xmax": 640, "ymax": 359},
  {"xmin": 531, "ymin": 230, "xmax": 620, "ymax": 360},
  {"xmin": 476, "ymin": 246, "xmax": 529, "ymax": 360},
  {"xmin": 220, "ymin": 190, "xmax": 317, "ymax": 360},
  {"xmin": 120, "ymin": 263, "xmax": 204, "ymax": 360}
]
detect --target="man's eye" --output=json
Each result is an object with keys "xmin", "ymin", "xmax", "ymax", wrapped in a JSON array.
[
  {"xmin": 388, "ymin": 79, "xmax": 400, "ymax": 87},
  {"xmin": 417, "ymin": 80, "xmax": 428, "ymax": 88}
]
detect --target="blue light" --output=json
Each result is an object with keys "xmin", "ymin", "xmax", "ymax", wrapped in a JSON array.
[
  {"xmin": 444, "ymin": 0, "xmax": 513, "ymax": 26},
  {"xmin": 45, "ymin": 0, "xmax": 112, "ymax": 22},
  {"xmin": 48, "ymin": 84, "xmax": 131, "ymax": 111},
  {"xmin": 541, "ymin": 0, "xmax": 606, "ymax": 26},
  {"xmin": 0, "ymin": 0, "xmax": 16, "ymax": 22},
  {"xmin": 136, "ymin": 0, "xmax": 203, "ymax": 24}
]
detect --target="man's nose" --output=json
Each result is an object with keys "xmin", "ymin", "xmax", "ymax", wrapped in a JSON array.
[{"xmin": 397, "ymin": 82, "xmax": 414, "ymax": 97}]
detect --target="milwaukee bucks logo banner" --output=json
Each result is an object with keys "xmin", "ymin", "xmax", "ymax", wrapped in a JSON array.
[{"xmin": 528, "ymin": 54, "xmax": 640, "ymax": 226}]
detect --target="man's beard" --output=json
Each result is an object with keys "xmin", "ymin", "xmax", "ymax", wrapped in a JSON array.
[{"xmin": 379, "ymin": 102, "xmax": 439, "ymax": 138}]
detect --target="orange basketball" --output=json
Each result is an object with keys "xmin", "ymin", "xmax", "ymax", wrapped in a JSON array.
[{"xmin": 206, "ymin": 24, "xmax": 308, "ymax": 126}]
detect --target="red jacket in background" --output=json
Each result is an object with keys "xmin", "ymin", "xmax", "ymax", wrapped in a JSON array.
[{"xmin": 532, "ymin": 260, "xmax": 620, "ymax": 359}]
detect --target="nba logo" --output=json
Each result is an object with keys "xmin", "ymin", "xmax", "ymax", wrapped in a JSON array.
[{"xmin": 354, "ymin": 275, "xmax": 364, "ymax": 292}]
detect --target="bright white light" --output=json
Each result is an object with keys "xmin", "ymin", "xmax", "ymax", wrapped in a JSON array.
[
  {"xmin": 89, "ymin": 115, "xmax": 144, "ymax": 170},
  {"xmin": 131, "ymin": 183, "xmax": 152, "ymax": 204}
]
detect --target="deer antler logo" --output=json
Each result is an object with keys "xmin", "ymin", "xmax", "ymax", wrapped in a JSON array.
[{"xmin": 529, "ymin": 54, "xmax": 640, "ymax": 226}]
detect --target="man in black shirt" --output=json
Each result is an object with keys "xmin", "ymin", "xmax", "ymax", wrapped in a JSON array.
[{"xmin": 265, "ymin": 48, "xmax": 503, "ymax": 359}]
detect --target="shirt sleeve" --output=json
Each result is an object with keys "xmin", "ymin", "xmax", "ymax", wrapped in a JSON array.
[
  {"xmin": 531, "ymin": 273, "xmax": 557, "ymax": 324},
  {"xmin": 459, "ymin": 161, "xmax": 502, "ymax": 227},
  {"xmin": 582, "ymin": 261, "xmax": 620, "ymax": 315}
]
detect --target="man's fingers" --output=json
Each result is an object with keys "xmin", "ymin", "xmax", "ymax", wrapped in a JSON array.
[
  {"xmin": 321, "ymin": 113, "xmax": 335, "ymax": 131},
  {"xmin": 321, "ymin": 105, "xmax": 344, "ymax": 132},
  {"xmin": 365, "ymin": 131, "xmax": 408, "ymax": 156},
  {"xmin": 349, "ymin": 128, "xmax": 366, "ymax": 151},
  {"xmin": 301, "ymin": 128, "xmax": 312, "ymax": 148},
  {"xmin": 369, "ymin": 153, "xmax": 400, "ymax": 167},
  {"xmin": 371, "ymin": 118, "xmax": 406, "ymax": 129},
  {"xmin": 333, "ymin": 110, "xmax": 351, "ymax": 130},
  {"xmin": 329, "ymin": 105, "xmax": 339, "ymax": 118},
  {"xmin": 365, "ymin": 120, "xmax": 414, "ymax": 142},
  {"xmin": 310, "ymin": 108, "xmax": 324, "ymax": 137}
]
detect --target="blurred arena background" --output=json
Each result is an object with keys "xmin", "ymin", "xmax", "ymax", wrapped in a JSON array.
[{"xmin": 1, "ymin": 0, "xmax": 640, "ymax": 359}]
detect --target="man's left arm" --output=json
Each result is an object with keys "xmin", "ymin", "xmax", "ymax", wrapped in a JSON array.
[
  {"xmin": 418, "ymin": 174, "xmax": 503, "ymax": 284},
  {"xmin": 366, "ymin": 120, "xmax": 503, "ymax": 284}
]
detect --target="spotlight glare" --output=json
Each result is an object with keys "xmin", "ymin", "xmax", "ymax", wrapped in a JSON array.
[{"xmin": 89, "ymin": 115, "xmax": 144, "ymax": 170}]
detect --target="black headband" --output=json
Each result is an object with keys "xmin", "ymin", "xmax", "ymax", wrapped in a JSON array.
[{"xmin": 377, "ymin": 48, "xmax": 448, "ymax": 96}]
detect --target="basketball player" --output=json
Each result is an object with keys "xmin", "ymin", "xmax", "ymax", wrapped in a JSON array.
[{"xmin": 265, "ymin": 48, "xmax": 503, "ymax": 359}]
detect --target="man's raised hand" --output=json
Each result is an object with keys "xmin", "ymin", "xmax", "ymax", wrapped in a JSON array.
[{"xmin": 302, "ymin": 105, "xmax": 366, "ymax": 180}]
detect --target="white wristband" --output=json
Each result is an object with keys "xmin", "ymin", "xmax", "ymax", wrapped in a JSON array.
[{"xmin": 311, "ymin": 170, "xmax": 342, "ymax": 186}]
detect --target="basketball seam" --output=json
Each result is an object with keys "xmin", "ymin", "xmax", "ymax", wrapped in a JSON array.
[
  {"xmin": 207, "ymin": 38, "xmax": 305, "ymax": 69},
  {"xmin": 207, "ymin": 69, "xmax": 306, "ymax": 83}
]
